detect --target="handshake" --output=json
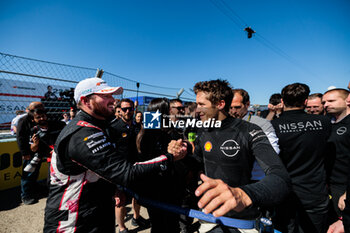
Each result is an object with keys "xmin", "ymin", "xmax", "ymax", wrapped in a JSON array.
[{"xmin": 167, "ymin": 139, "xmax": 190, "ymax": 161}]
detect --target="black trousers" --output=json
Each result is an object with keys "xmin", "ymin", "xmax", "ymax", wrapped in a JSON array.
[
  {"xmin": 147, "ymin": 206, "xmax": 180, "ymax": 233},
  {"xmin": 274, "ymin": 193, "xmax": 328, "ymax": 233}
]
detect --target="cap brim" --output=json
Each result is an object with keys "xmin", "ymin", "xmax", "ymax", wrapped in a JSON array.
[{"xmin": 95, "ymin": 87, "xmax": 123, "ymax": 95}]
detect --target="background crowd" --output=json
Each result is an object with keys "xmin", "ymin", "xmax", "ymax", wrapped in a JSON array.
[{"xmin": 12, "ymin": 78, "xmax": 350, "ymax": 233}]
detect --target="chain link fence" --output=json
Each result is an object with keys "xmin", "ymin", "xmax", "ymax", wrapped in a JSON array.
[{"xmin": 0, "ymin": 52, "xmax": 195, "ymax": 131}]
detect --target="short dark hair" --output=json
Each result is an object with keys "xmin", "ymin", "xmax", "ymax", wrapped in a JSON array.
[
  {"xmin": 170, "ymin": 99, "xmax": 182, "ymax": 106},
  {"xmin": 281, "ymin": 83, "xmax": 310, "ymax": 108},
  {"xmin": 28, "ymin": 108, "xmax": 46, "ymax": 118},
  {"xmin": 193, "ymin": 79, "xmax": 233, "ymax": 112},
  {"xmin": 233, "ymin": 89, "xmax": 250, "ymax": 105},
  {"xmin": 324, "ymin": 89, "xmax": 349, "ymax": 100},
  {"xmin": 269, "ymin": 93, "xmax": 282, "ymax": 105},
  {"xmin": 308, "ymin": 93, "xmax": 323, "ymax": 100},
  {"xmin": 184, "ymin": 102, "xmax": 197, "ymax": 113},
  {"xmin": 120, "ymin": 98, "xmax": 134, "ymax": 108}
]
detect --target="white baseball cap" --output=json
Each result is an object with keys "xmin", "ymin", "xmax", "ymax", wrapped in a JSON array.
[
  {"xmin": 324, "ymin": 85, "xmax": 349, "ymax": 95},
  {"xmin": 74, "ymin": 77, "xmax": 123, "ymax": 103}
]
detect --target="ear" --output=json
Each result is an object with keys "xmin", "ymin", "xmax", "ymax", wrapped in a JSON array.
[
  {"xmin": 304, "ymin": 99, "xmax": 308, "ymax": 106},
  {"xmin": 217, "ymin": 99, "xmax": 226, "ymax": 110},
  {"xmin": 80, "ymin": 96, "xmax": 90, "ymax": 106},
  {"xmin": 280, "ymin": 99, "xmax": 285, "ymax": 108},
  {"xmin": 246, "ymin": 101, "xmax": 251, "ymax": 108}
]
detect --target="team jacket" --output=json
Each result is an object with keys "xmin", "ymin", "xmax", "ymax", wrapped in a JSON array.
[
  {"xmin": 271, "ymin": 110, "xmax": 331, "ymax": 208},
  {"xmin": 328, "ymin": 114, "xmax": 350, "ymax": 190},
  {"xmin": 44, "ymin": 111, "xmax": 173, "ymax": 233},
  {"xmin": 193, "ymin": 117, "xmax": 290, "ymax": 220}
]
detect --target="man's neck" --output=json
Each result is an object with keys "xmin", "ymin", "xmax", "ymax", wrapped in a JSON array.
[
  {"xmin": 283, "ymin": 106, "xmax": 304, "ymax": 111},
  {"xmin": 122, "ymin": 118, "xmax": 132, "ymax": 126},
  {"xmin": 80, "ymin": 107, "xmax": 106, "ymax": 121},
  {"xmin": 218, "ymin": 111, "xmax": 228, "ymax": 121},
  {"xmin": 334, "ymin": 110, "xmax": 348, "ymax": 123}
]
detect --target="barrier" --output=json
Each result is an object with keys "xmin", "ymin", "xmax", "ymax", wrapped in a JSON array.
[
  {"xmin": 123, "ymin": 187, "xmax": 281, "ymax": 232},
  {"xmin": 0, "ymin": 138, "xmax": 48, "ymax": 191}
]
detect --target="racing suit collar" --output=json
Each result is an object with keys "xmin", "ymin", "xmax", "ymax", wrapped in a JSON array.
[
  {"xmin": 281, "ymin": 109, "xmax": 305, "ymax": 116},
  {"xmin": 207, "ymin": 116, "xmax": 237, "ymax": 132},
  {"xmin": 78, "ymin": 110, "xmax": 111, "ymax": 129}
]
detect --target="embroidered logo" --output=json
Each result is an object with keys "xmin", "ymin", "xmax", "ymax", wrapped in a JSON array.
[
  {"xmin": 220, "ymin": 140, "xmax": 240, "ymax": 157},
  {"xmin": 204, "ymin": 141, "xmax": 212, "ymax": 152},
  {"xmin": 337, "ymin": 126, "xmax": 347, "ymax": 135},
  {"xmin": 77, "ymin": 121, "xmax": 101, "ymax": 131}
]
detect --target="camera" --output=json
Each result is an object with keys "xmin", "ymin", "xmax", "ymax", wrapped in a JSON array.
[
  {"xmin": 25, "ymin": 126, "xmax": 47, "ymax": 173},
  {"xmin": 31, "ymin": 126, "xmax": 47, "ymax": 139},
  {"xmin": 59, "ymin": 88, "xmax": 75, "ymax": 100}
]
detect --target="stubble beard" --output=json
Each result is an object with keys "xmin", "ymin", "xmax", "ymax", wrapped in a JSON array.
[{"xmin": 92, "ymin": 101, "xmax": 114, "ymax": 119}]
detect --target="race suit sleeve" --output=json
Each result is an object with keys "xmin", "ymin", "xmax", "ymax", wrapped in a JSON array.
[
  {"xmin": 67, "ymin": 126, "xmax": 173, "ymax": 187},
  {"xmin": 240, "ymin": 125, "xmax": 291, "ymax": 207}
]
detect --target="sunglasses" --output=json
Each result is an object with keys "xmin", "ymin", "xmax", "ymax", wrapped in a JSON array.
[
  {"xmin": 121, "ymin": 107, "xmax": 134, "ymax": 112},
  {"xmin": 171, "ymin": 106, "xmax": 185, "ymax": 111}
]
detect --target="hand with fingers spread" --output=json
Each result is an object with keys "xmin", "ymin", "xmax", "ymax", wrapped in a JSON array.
[
  {"xmin": 195, "ymin": 174, "xmax": 252, "ymax": 217},
  {"xmin": 167, "ymin": 139, "xmax": 187, "ymax": 161}
]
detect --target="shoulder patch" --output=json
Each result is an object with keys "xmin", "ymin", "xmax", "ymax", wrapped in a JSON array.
[{"xmin": 77, "ymin": 121, "xmax": 102, "ymax": 131}]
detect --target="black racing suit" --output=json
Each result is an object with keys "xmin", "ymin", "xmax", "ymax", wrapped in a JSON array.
[
  {"xmin": 193, "ymin": 117, "xmax": 290, "ymax": 226},
  {"xmin": 44, "ymin": 111, "xmax": 174, "ymax": 233}
]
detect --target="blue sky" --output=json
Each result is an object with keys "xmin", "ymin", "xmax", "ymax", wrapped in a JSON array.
[{"xmin": 1, "ymin": 0, "xmax": 349, "ymax": 104}]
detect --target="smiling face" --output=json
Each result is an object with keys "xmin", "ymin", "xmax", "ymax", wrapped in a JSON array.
[
  {"xmin": 196, "ymin": 91, "xmax": 219, "ymax": 121},
  {"xmin": 120, "ymin": 101, "xmax": 134, "ymax": 123},
  {"xmin": 85, "ymin": 93, "xmax": 116, "ymax": 120},
  {"xmin": 306, "ymin": 97, "xmax": 324, "ymax": 115},
  {"xmin": 33, "ymin": 112, "xmax": 48, "ymax": 126}
]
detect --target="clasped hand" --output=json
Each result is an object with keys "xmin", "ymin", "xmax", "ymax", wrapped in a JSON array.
[{"xmin": 167, "ymin": 139, "xmax": 187, "ymax": 161}]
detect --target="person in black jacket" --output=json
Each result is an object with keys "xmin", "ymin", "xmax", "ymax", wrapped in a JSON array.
[
  {"xmin": 16, "ymin": 101, "xmax": 45, "ymax": 205},
  {"xmin": 43, "ymin": 78, "xmax": 187, "ymax": 233},
  {"xmin": 323, "ymin": 87, "xmax": 350, "ymax": 224},
  {"xmin": 193, "ymin": 79, "xmax": 290, "ymax": 233},
  {"xmin": 271, "ymin": 83, "xmax": 331, "ymax": 233},
  {"xmin": 136, "ymin": 98, "xmax": 192, "ymax": 233},
  {"xmin": 110, "ymin": 99, "xmax": 148, "ymax": 233},
  {"xmin": 327, "ymin": 83, "xmax": 350, "ymax": 233}
]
